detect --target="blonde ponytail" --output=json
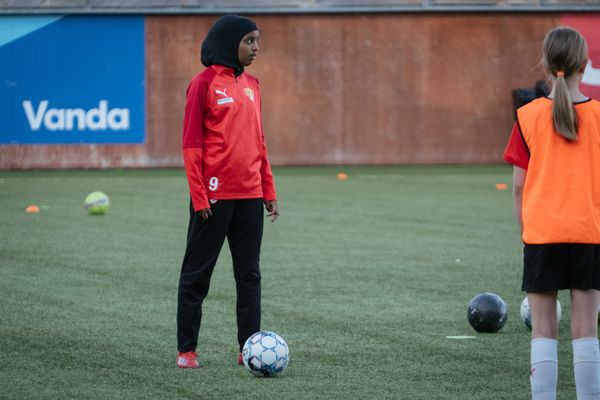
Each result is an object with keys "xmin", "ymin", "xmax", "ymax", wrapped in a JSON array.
[
  {"xmin": 552, "ymin": 72, "xmax": 578, "ymax": 141},
  {"xmin": 542, "ymin": 27, "xmax": 588, "ymax": 141}
]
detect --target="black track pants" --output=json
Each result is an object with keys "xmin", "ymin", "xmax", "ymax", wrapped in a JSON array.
[{"xmin": 177, "ymin": 199, "xmax": 263, "ymax": 352}]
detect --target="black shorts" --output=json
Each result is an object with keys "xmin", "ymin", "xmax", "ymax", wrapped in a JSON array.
[{"xmin": 522, "ymin": 244, "xmax": 600, "ymax": 292}]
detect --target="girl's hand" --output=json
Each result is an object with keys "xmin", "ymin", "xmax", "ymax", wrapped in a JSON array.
[
  {"xmin": 264, "ymin": 200, "xmax": 279, "ymax": 222},
  {"xmin": 199, "ymin": 208, "xmax": 213, "ymax": 220}
]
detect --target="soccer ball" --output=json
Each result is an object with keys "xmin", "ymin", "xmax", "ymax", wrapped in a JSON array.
[
  {"xmin": 84, "ymin": 191, "xmax": 109, "ymax": 215},
  {"xmin": 467, "ymin": 292, "xmax": 507, "ymax": 333},
  {"xmin": 520, "ymin": 297, "xmax": 561, "ymax": 330},
  {"xmin": 242, "ymin": 331, "xmax": 289, "ymax": 377}
]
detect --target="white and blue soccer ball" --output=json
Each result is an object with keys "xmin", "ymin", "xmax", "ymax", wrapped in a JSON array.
[
  {"xmin": 242, "ymin": 331, "xmax": 289, "ymax": 377},
  {"xmin": 520, "ymin": 297, "xmax": 561, "ymax": 330}
]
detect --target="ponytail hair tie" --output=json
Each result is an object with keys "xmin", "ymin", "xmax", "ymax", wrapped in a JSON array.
[{"xmin": 556, "ymin": 71, "xmax": 565, "ymax": 78}]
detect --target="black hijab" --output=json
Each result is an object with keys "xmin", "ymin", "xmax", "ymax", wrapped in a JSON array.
[{"xmin": 200, "ymin": 15, "xmax": 258, "ymax": 76}]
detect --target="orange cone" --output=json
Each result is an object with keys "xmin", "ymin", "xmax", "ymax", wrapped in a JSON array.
[
  {"xmin": 336, "ymin": 172, "xmax": 348, "ymax": 181},
  {"xmin": 26, "ymin": 205, "xmax": 40, "ymax": 213}
]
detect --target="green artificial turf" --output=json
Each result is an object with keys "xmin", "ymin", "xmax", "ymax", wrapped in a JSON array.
[{"xmin": 0, "ymin": 166, "xmax": 578, "ymax": 399}]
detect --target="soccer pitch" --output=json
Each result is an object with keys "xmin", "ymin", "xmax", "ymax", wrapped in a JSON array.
[{"xmin": 0, "ymin": 166, "xmax": 577, "ymax": 399}]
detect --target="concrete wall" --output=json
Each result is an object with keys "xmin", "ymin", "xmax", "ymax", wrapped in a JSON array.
[{"xmin": 0, "ymin": 13, "xmax": 563, "ymax": 167}]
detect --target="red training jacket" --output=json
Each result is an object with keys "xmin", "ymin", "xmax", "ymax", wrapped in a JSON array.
[{"xmin": 182, "ymin": 65, "xmax": 277, "ymax": 211}]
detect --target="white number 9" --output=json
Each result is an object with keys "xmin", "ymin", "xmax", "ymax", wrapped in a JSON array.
[{"xmin": 208, "ymin": 177, "xmax": 219, "ymax": 191}]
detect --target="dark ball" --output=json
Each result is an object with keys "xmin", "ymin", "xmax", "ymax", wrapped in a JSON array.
[{"xmin": 467, "ymin": 292, "xmax": 507, "ymax": 333}]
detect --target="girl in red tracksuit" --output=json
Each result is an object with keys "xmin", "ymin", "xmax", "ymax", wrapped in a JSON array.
[{"xmin": 176, "ymin": 15, "xmax": 279, "ymax": 369}]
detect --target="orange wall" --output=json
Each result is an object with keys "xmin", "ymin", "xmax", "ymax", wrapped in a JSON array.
[{"xmin": 1, "ymin": 14, "xmax": 558, "ymax": 168}]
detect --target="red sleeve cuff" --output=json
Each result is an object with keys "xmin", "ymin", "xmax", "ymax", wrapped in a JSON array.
[{"xmin": 262, "ymin": 187, "xmax": 277, "ymax": 201}]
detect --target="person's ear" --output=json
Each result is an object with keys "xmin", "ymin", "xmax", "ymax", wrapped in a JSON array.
[{"xmin": 580, "ymin": 59, "xmax": 588, "ymax": 75}]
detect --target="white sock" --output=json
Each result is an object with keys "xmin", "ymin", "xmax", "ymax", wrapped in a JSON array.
[
  {"xmin": 573, "ymin": 337, "xmax": 600, "ymax": 400},
  {"xmin": 531, "ymin": 338, "xmax": 558, "ymax": 400}
]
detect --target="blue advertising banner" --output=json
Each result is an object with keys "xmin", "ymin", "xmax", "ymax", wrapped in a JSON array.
[{"xmin": 0, "ymin": 16, "xmax": 145, "ymax": 144}]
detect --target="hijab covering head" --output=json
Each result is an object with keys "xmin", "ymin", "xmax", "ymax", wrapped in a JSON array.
[{"xmin": 201, "ymin": 15, "xmax": 258, "ymax": 76}]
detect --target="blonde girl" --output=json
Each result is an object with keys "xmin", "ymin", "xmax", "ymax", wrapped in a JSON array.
[{"xmin": 504, "ymin": 27, "xmax": 600, "ymax": 400}]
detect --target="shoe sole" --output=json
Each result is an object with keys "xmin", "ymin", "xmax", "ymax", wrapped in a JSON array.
[{"xmin": 177, "ymin": 363, "xmax": 199, "ymax": 368}]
